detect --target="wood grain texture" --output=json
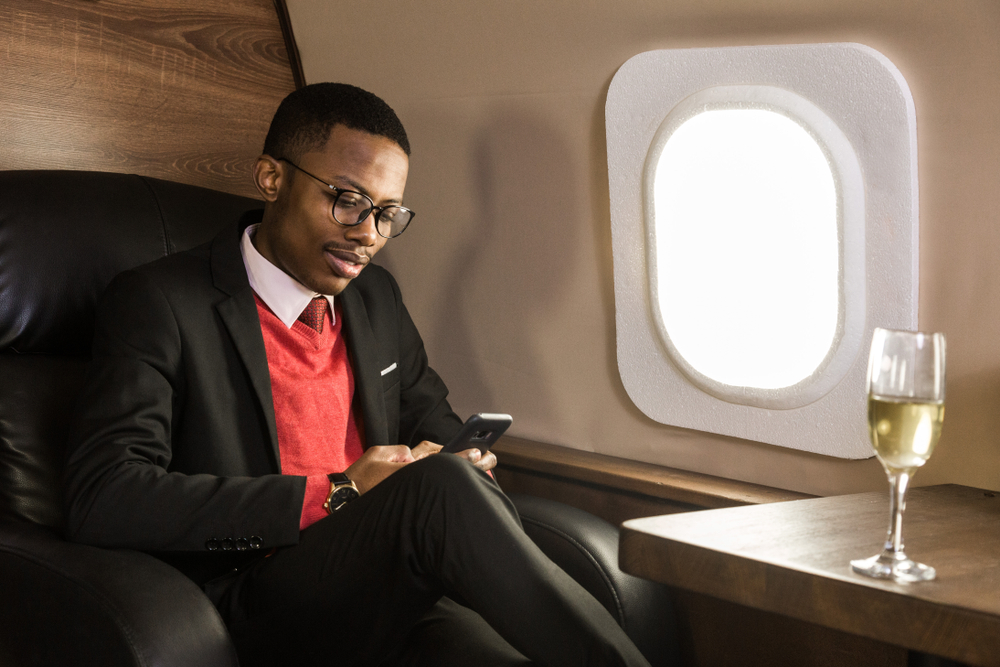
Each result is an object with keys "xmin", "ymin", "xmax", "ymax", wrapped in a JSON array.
[
  {"xmin": 621, "ymin": 484, "xmax": 1000, "ymax": 666},
  {"xmin": 493, "ymin": 436, "xmax": 813, "ymax": 512},
  {"xmin": 0, "ymin": 0, "xmax": 296, "ymax": 197}
]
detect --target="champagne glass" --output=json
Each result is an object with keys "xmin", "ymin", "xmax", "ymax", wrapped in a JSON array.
[{"xmin": 851, "ymin": 328, "xmax": 945, "ymax": 583}]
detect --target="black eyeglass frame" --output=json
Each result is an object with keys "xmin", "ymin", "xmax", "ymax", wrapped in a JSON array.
[{"xmin": 276, "ymin": 157, "xmax": 415, "ymax": 239}]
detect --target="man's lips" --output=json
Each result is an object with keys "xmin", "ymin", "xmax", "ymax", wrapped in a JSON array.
[{"xmin": 324, "ymin": 246, "xmax": 370, "ymax": 279}]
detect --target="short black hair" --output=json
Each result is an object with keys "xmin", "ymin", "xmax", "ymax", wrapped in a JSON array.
[{"xmin": 262, "ymin": 83, "xmax": 410, "ymax": 160}]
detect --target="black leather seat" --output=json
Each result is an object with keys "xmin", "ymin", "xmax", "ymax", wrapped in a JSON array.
[{"xmin": 0, "ymin": 169, "xmax": 679, "ymax": 666}]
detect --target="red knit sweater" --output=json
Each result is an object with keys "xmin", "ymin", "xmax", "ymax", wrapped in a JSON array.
[{"xmin": 255, "ymin": 295, "xmax": 364, "ymax": 530}]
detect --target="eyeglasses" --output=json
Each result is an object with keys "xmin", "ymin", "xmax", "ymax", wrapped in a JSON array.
[{"xmin": 277, "ymin": 158, "xmax": 415, "ymax": 239}]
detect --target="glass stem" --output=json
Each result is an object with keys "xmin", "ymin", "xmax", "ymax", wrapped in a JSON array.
[{"xmin": 884, "ymin": 469, "xmax": 911, "ymax": 555}]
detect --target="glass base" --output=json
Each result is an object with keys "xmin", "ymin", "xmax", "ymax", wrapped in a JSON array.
[{"xmin": 851, "ymin": 552, "xmax": 936, "ymax": 583}]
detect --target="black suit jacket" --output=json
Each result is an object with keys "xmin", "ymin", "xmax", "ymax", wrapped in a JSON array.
[{"xmin": 63, "ymin": 212, "xmax": 462, "ymax": 581}]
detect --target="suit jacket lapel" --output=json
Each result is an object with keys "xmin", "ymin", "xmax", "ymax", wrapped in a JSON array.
[
  {"xmin": 339, "ymin": 283, "xmax": 389, "ymax": 447},
  {"xmin": 210, "ymin": 214, "xmax": 282, "ymax": 471}
]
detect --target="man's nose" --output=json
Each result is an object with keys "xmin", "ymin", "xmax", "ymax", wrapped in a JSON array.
[{"xmin": 346, "ymin": 211, "xmax": 379, "ymax": 245}]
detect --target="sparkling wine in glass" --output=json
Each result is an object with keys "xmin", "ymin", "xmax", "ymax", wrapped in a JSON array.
[{"xmin": 850, "ymin": 327, "xmax": 945, "ymax": 583}]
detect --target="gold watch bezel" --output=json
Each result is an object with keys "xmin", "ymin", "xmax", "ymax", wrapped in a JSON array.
[{"xmin": 323, "ymin": 474, "xmax": 359, "ymax": 513}]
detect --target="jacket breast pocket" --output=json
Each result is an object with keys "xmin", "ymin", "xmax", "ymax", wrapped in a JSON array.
[
  {"xmin": 380, "ymin": 362, "xmax": 399, "ymax": 390},
  {"xmin": 381, "ymin": 362, "xmax": 400, "ymax": 437}
]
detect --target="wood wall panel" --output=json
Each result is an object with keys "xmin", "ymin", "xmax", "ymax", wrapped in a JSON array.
[
  {"xmin": 493, "ymin": 437, "xmax": 813, "ymax": 527},
  {"xmin": 495, "ymin": 466, "xmax": 703, "ymax": 527},
  {"xmin": 0, "ymin": 0, "xmax": 297, "ymax": 198}
]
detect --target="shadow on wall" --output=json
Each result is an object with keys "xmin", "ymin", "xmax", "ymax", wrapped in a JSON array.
[
  {"xmin": 427, "ymin": 105, "xmax": 582, "ymax": 430},
  {"xmin": 924, "ymin": 367, "xmax": 1000, "ymax": 489}
]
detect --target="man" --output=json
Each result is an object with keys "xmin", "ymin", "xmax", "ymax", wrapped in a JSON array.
[{"xmin": 63, "ymin": 83, "xmax": 649, "ymax": 666}]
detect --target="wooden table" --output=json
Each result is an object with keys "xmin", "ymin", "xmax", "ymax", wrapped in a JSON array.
[{"xmin": 620, "ymin": 484, "xmax": 1000, "ymax": 666}]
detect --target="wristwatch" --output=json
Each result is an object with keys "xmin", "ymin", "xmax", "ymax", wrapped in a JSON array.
[{"xmin": 323, "ymin": 472, "xmax": 360, "ymax": 513}]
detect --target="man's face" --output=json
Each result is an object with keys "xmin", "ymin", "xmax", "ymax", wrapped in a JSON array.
[{"xmin": 254, "ymin": 124, "xmax": 410, "ymax": 295}]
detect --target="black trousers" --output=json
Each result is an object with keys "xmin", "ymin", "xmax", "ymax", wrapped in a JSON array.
[{"xmin": 209, "ymin": 454, "xmax": 650, "ymax": 667}]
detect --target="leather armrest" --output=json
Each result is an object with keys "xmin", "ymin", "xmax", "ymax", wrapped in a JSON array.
[
  {"xmin": 0, "ymin": 520, "xmax": 238, "ymax": 667},
  {"xmin": 508, "ymin": 493, "xmax": 681, "ymax": 667}
]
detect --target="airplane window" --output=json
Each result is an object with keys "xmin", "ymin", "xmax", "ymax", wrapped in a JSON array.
[
  {"xmin": 606, "ymin": 44, "xmax": 918, "ymax": 459},
  {"xmin": 650, "ymin": 107, "xmax": 839, "ymax": 390}
]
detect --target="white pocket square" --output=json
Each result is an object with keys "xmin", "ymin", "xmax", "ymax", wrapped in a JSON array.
[{"xmin": 381, "ymin": 362, "xmax": 397, "ymax": 376}]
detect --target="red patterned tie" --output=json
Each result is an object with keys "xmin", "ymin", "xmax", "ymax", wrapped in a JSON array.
[{"xmin": 297, "ymin": 296, "xmax": 328, "ymax": 333}]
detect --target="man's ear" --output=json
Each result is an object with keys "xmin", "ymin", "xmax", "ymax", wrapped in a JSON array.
[{"xmin": 253, "ymin": 155, "xmax": 283, "ymax": 202}]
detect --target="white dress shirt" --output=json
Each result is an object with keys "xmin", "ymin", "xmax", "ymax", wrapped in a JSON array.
[{"xmin": 240, "ymin": 223, "xmax": 336, "ymax": 328}]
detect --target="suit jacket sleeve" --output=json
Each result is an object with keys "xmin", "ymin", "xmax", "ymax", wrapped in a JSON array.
[{"xmin": 63, "ymin": 267, "xmax": 304, "ymax": 554}]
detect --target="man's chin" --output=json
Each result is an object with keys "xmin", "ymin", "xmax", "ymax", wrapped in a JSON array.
[{"xmin": 311, "ymin": 273, "xmax": 356, "ymax": 296}]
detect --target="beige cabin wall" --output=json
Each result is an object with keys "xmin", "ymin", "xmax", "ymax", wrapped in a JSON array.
[{"xmin": 286, "ymin": 0, "xmax": 1000, "ymax": 496}]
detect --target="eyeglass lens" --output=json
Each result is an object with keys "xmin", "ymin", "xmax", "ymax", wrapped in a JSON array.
[{"xmin": 333, "ymin": 192, "xmax": 413, "ymax": 238}]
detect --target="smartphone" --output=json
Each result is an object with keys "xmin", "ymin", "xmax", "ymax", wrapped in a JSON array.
[{"xmin": 441, "ymin": 413, "xmax": 513, "ymax": 454}]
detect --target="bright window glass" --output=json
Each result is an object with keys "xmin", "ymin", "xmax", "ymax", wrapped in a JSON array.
[{"xmin": 652, "ymin": 109, "xmax": 839, "ymax": 389}]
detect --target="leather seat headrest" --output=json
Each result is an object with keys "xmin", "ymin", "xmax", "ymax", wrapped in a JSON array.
[{"xmin": 0, "ymin": 170, "xmax": 261, "ymax": 355}]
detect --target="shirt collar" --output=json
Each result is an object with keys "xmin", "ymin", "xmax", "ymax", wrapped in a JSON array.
[{"xmin": 240, "ymin": 223, "xmax": 336, "ymax": 329}]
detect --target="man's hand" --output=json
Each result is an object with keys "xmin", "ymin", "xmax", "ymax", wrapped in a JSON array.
[
  {"xmin": 345, "ymin": 445, "xmax": 415, "ymax": 495},
  {"xmin": 411, "ymin": 440, "xmax": 497, "ymax": 473}
]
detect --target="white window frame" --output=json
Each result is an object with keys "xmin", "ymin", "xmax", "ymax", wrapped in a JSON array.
[{"xmin": 606, "ymin": 43, "xmax": 918, "ymax": 459}]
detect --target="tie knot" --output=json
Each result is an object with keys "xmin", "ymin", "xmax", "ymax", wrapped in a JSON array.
[{"xmin": 298, "ymin": 296, "xmax": 328, "ymax": 333}]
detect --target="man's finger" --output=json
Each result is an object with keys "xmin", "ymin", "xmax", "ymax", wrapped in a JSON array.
[
  {"xmin": 411, "ymin": 441, "xmax": 443, "ymax": 460},
  {"xmin": 476, "ymin": 451, "xmax": 497, "ymax": 472}
]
